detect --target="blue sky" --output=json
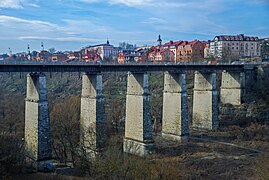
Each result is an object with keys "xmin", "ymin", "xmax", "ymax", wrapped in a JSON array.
[{"xmin": 0, "ymin": 0, "xmax": 268, "ymax": 53}]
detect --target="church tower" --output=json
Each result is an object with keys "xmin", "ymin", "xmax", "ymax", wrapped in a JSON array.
[{"xmin": 157, "ymin": 35, "xmax": 162, "ymax": 46}]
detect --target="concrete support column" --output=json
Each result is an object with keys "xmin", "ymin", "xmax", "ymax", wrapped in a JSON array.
[
  {"xmin": 124, "ymin": 72, "xmax": 153, "ymax": 156},
  {"xmin": 192, "ymin": 71, "xmax": 218, "ymax": 130},
  {"xmin": 162, "ymin": 72, "xmax": 189, "ymax": 141},
  {"xmin": 80, "ymin": 73, "xmax": 105, "ymax": 154},
  {"xmin": 25, "ymin": 72, "xmax": 52, "ymax": 169},
  {"xmin": 221, "ymin": 71, "xmax": 245, "ymax": 105},
  {"xmin": 244, "ymin": 66, "xmax": 257, "ymax": 95}
]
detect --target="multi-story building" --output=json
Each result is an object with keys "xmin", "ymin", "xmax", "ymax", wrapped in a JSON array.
[
  {"xmin": 210, "ymin": 34, "xmax": 260, "ymax": 59},
  {"xmin": 67, "ymin": 51, "xmax": 81, "ymax": 61},
  {"xmin": 134, "ymin": 46, "xmax": 152, "ymax": 62},
  {"xmin": 84, "ymin": 40, "xmax": 118, "ymax": 61},
  {"xmin": 82, "ymin": 49, "xmax": 102, "ymax": 62},
  {"xmin": 161, "ymin": 40, "xmax": 204, "ymax": 62},
  {"xmin": 260, "ymin": 38, "xmax": 269, "ymax": 61},
  {"xmin": 148, "ymin": 48, "xmax": 174, "ymax": 62},
  {"xmin": 202, "ymin": 41, "xmax": 211, "ymax": 59},
  {"xmin": 162, "ymin": 41, "xmax": 183, "ymax": 62},
  {"xmin": 50, "ymin": 53, "xmax": 68, "ymax": 62},
  {"xmin": 176, "ymin": 40, "xmax": 204, "ymax": 62},
  {"xmin": 36, "ymin": 50, "xmax": 51, "ymax": 61}
]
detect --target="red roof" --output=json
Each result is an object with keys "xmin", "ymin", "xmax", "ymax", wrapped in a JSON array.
[
  {"xmin": 162, "ymin": 40, "xmax": 183, "ymax": 47},
  {"xmin": 188, "ymin": 40, "xmax": 199, "ymax": 46}
]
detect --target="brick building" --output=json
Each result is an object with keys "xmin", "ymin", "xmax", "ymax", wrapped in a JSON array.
[{"xmin": 176, "ymin": 40, "xmax": 204, "ymax": 62}]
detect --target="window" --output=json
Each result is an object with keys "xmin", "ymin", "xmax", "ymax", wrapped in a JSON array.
[
  {"xmin": 232, "ymin": 47, "xmax": 234, "ymax": 50},
  {"xmin": 236, "ymin": 43, "xmax": 239, "ymax": 45},
  {"xmin": 232, "ymin": 43, "xmax": 234, "ymax": 45},
  {"xmin": 236, "ymin": 47, "xmax": 238, "ymax": 50}
]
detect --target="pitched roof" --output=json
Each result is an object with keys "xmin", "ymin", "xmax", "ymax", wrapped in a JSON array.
[
  {"xmin": 162, "ymin": 40, "xmax": 183, "ymax": 47},
  {"xmin": 214, "ymin": 34, "xmax": 259, "ymax": 41}
]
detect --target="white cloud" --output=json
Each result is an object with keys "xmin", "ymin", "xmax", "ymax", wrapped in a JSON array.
[
  {"xmin": 0, "ymin": 0, "xmax": 24, "ymax": 9},
  {"xmin": 79, "ymin": 0, "xmax": 189, "ymax": 7},
  {"xmin": 27, "ymin": 3, "xmax": 40, "ymax": 8},
  {"xmin": 0, "ymin": 15, "xmax": 65, "ymax": 32},
  {"xmin": 0, "ymin": 0, "xmax": 40, "ymax": 9},
  {"xmin": 0, "ymin": 15, "xmax": 146, "ymax": 46},
  {"xmin": 143, "ymin": 17, "xmax": 167, "ymax": 25},
  {"xmin": 109, "ymin": 0, "xmax": 153, "ymax": 6},
  {"xmin": 79, "ymin": 0, "xmax": 100, "ymax": 3},
  {"xmin": 18, "ymin": 36, "xmax": 101, "ymax": 42}
]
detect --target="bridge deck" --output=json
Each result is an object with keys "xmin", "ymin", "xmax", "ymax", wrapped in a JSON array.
[{"xmin": 0, "ymin": 62, "xmax": 246, "ymax": 73}]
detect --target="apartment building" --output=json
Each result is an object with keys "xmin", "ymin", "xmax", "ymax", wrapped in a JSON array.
[
  {"xmin": 162, "ymin": 41, "xmax": 182, "ymax": 62},
  {"xmin": 210, "ymin": 34, "xmax": 260, "ymax": 58},
  {"xmin": 176, "ymin": 40, "xmax": 204, "ymax": 62}
]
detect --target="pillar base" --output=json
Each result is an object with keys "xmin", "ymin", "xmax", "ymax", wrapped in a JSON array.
[
  {"xmin": 37, "ymin": 160, "xmax": 54, "ymax": 172},
  {"xmin": 80, "ymin": 148, "xmax": 100, "ymax": 160},
  {"xmin": 123, "ymin": 138, "xmax": 154, "ymax": 157},
  {"xmin": 220, "ymin": 88, "xmax": 242, "ymax": 105},
  {"xmin": 162, "ymin": 133, "xmax": 189, "ymax": 142}
]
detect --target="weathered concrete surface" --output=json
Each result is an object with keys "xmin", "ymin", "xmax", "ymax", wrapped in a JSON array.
[
  {"xmin": 123, "ymin": 138, "xmax": 154, "ymax": 157},
  {"xmin": 192, "ymin": 71, "xmax": 218, "ymax": 130},
  {"xmin": 162, "ymin": 72, "xmax": 189, "ymax": 141},
  {"xmin": 244, "ymin": 66, "xmax": 257, "ymax": 94},
  {"xmin": 80, "ymin": 73, "xmax": 105, "ymax": 153},
  {"xmin": 221, "ymin": 71, "xmax": 244, "ymax": 105},
  {"xmin": 25, "ymin": 73, "xmax": 52, "ymax": 170},
  {"xmin": 124, "ymin": 72, "xmax": 153, "ymax": 156}
]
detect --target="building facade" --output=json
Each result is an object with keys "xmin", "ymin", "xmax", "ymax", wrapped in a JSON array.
[
  {"xmin": 176, "ymin": 40, "xmax": 204, "ymax": 62},
  {"xmin": 161, "ymin": 40, "xmax": 204, "ymax": 62},
  {"xmin": 84, "ymin": 40, "xmax": 118, "ymax": 61},
  {"xmin": 148, "ymin": 48, "xmax": 174, "ymax": 62},
  {"xmin": 210, "ymin": 34, "xmax": 260, "ymax": 59},
  {"xmin": 162, "ymin": 41, "xmax": 182, "ymax": 62},
  {"xmin": 260, "ymin": 38, "xmax": 269, "ymax": 61}
]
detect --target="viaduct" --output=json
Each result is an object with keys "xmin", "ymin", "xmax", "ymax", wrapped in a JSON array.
[{"xmin": 0, "ymin": 62, "xmax": 255, "ymax": 168}]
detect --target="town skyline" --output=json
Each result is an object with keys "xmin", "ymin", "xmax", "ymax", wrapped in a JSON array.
[{"xmin": 0, "ymin": 0, "xmax": 269, "ymax": 54}]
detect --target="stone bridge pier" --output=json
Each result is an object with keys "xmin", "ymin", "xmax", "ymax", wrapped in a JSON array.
[
  {"xmin": 25, "ymin": 72, "xmax": 52, "ymax": 170},
  {"xmin": 123, "ymin": 72, "xmax": 154, "ymax": 156},
  {"xmin": 22, "ymin": 68, "xmax": 249, "ymax": 160},
  {"xmin": 192, "ymin": 71, "xmax": 218, "ymax": 130},
  {"xmin": 162, "ymin": 72, "xmax": 189, "ymax": 141},
  {"xmin": 80, "ymin": 73, "xmax": 105, "ymax": 155},
  {"xmin": 221, "ymin": 71, "xmax": 245, "ymax": 105}
]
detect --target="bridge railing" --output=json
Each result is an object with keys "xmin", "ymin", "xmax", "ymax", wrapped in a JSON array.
[{"xmin": 0, "ymin": 59, "xmax": 251, "ymax": 66}]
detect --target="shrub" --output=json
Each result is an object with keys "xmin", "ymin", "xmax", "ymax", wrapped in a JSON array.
[{"xmin": 0, "ymin": 134, "xmax": 26, "ymax": 177}]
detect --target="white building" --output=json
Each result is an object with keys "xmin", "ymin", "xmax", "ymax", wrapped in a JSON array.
[
  {"xmin": 84, "ymin": 40, "xmax": 118, "ymax": 60},
  {"xmin": 210, "ymin": 34, "xmax": 260, "ymax": 58}
]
